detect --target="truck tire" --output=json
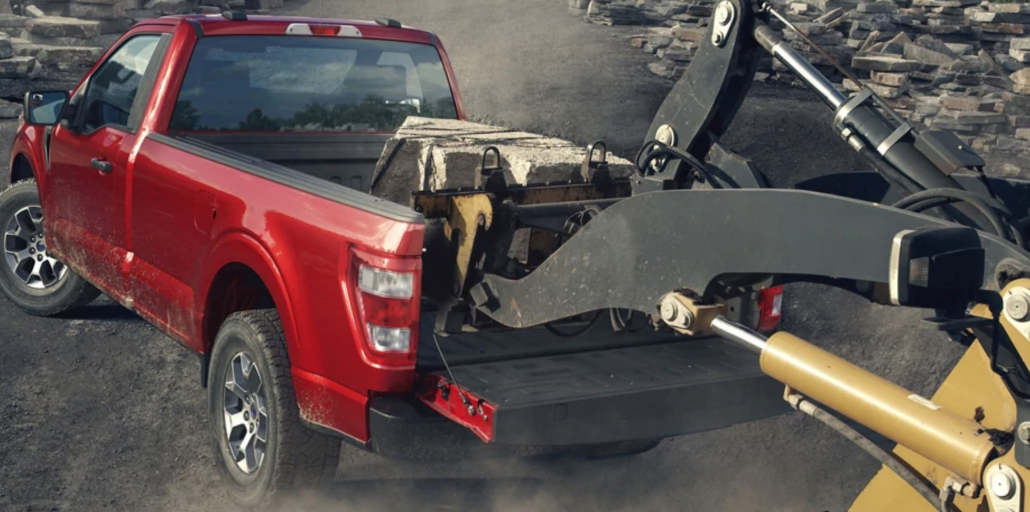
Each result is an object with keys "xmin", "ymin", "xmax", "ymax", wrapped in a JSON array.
[
  {"xmin": 208, "ymin": 309, "xmax": 341, "ymax": 510},
  {"xmin": 0, "ymin": 179, "xmax": 100, "ymax": 316}
]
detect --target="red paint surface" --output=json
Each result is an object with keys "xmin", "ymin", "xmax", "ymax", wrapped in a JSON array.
[{"xmin": 8, "ymin": 16, "xmax": 466, "ymax": 441}]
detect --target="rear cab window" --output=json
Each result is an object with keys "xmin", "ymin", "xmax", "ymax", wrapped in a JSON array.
[{"xmin": 169, "ymin": 34, "xmax": 459, "ymax": 133}]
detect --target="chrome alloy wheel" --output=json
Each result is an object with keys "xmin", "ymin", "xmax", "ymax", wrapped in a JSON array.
[
  {"xmin": 3, "ymin": 205, "xmax": 66, "ymax": 290},
  {"xmin": 223, "ymin": 353, "xmax": 269, "ymax": 474}
]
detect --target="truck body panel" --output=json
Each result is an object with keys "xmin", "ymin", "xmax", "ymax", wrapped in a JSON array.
[{"xmin": 7, "ymin": 14, "xmax": 785, "ymax": 449}]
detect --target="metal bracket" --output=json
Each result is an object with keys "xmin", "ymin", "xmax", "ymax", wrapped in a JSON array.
[
  {"xmin": 877, "ymin": 122, "xmax": 912, "ymax": 156},
  {"xmin": 659, "ymin": 292, "xmax": 726, "ymax": 335},
  {"xmin": 834, "ymin": 88, "xmax": 873, "ymax": 130},
  {"xmin": 712, "ymin": 1, "xmax": 736, "ymax": 47},
  {"xmin": 985, "ymin": 463, "xmax": 1023, "ymax": 512}
]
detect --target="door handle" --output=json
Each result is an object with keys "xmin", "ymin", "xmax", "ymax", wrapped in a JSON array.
[{"xmin": 91, "ymin": 158, "xmax": 112, "ymax": 174}]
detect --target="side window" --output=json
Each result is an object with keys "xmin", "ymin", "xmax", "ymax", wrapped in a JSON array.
[{"xmin": 81, "ymin": 35, "xmax": 161, "ymax": 133}]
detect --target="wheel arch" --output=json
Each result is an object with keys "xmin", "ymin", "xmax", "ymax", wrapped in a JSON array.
[
  {"xmin": 10, "ymin": 153, "xmax": 33, "ymax": 184},
  {"xmin": 197, "ymin": 232, "xmax": 299, "ymax": 388}
]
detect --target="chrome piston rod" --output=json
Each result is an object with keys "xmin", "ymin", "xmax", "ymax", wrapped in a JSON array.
[{"xmin": 753, "ymin": 24, "xmax": 846, "ymax": 110}]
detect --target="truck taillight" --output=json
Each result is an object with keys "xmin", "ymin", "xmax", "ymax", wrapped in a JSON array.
[
  {"xmin": 757, "ymin": 285, "xmax": 784, "ymax": 333},
  {"xmin": 349, "ymin": 248, "xmax": 420, "ymax": 366}
]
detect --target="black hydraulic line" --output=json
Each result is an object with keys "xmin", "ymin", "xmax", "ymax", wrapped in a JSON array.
[
  {"xmin": 853, "ymin": 140, "xmax": 922, "ymax": 196},
  {"xmin": 795, "ymin": 397, "xmax": 952, "ymax": 512},
  {"xmin": 636, "ymin": 140, "xmax": 723, "ymax": 188},
  {"xmin": 893, "ymin": 189, "xmax": 1009, "ymax": 239},
  {"xmin": 893, "ymin": 189, "xmax": 1013, "ymax": 218},
  {"xmin": 544, "ymin": 310, "xmax": 603, "ymax": 338}
]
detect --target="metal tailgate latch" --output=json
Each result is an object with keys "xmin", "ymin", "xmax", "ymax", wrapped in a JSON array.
[
  {"xmin": 475, "ymin": 146, "xmax": 515, "ymax": 193},
  {"xmin": 581, "ymin": 141, "xmax": 612, "ymax": 185}
]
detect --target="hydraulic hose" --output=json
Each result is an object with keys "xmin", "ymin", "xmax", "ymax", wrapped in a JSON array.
[
  {"xmin": 791, "ymin": 396, "xmax": 951, "ymax": 512},
  {"xmin": 892, "ymin": 189, "xmax": 1009, "ymax": 240}
]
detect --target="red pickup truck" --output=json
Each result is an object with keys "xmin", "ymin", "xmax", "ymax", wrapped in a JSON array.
[{"xmin": 1, "ymin": 13, "xmax": 787, "ymax": 510}]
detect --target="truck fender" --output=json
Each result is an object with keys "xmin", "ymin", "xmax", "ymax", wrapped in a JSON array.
[
  {"xmin": 9, "ymin": 128, "xmax": 48, "ymax": 191},
  {"xmin": 195, "ymin": 231, "xmax": 301, "ymax": 378}
]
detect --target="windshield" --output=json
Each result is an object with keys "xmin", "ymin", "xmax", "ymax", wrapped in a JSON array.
[{"xmin": 168, "ymin": 35, "xmax": 459, "ymax": 133}]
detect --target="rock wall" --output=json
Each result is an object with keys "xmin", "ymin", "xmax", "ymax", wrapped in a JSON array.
[
  {"xmin": 0, "ymin": 0, "xmax": 283, "ymax": 118},
  {"xmin": 570, "ymin": 0, "xmax": 1030, "ymax": 173}
]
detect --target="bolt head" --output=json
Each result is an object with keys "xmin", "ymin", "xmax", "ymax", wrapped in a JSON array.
[
  {"xmin": 1018, "ymin": 422, "xmax": 1030, "ymax": 444},
  {"xmin": 36, "ymin": 255, "xmax": 42, "ymax": 261},
  {"xmin": 660, "ymin": 300, "xmax": 679, "ymax": 322},
  {"xmin": 249, "ymin": 424, "xmax": 254, "ymax": 434},
  {"xmin": 991, "ymin": 471, "xmax": 1016, "ymax": 499},
  {"xmin": 28, "ymin": 248, "xmax": 34, "ymax": 254},
  {"xmin": 1007, "ymin": 291, "xmax": 1030, "ymax": 322},
  {"xmin": 716, "ymin": 3, "xmax": 731, "ymax": 23},
  {"xmin": 243, "ymin": 411, "xmax": 250, "ymax": 421}
]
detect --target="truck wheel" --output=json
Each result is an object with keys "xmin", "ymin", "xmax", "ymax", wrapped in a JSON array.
[
  {"xmin": 0, "ymin": 179, "xmax": 100, "ymax": 316},
  {"xmin": 208, "ymin": 309, "xmax": 341, "ymax": 510}
]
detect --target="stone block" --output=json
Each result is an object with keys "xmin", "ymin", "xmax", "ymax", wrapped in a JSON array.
[
  {"xmin": 858, "ymin": 2, "xmax": 896, "ymax": 13},
  {"xmin": 940, "ymin": 110, "xmax": 1009, "ymax": 123},
  {"xmin": 941, "ymin": 96, "xmax": 997, "ymax": 111},
  {"xmin": 26, "ymin": 16, "xmax": 100, "ymax": 39},
  {"xmin": 1011, "ymin": 48, "xmax": 1030, "ymax": 63},
  {"xmin": 944, "ymin": 42, "xmax": 973, "ymax": 55},
  {"xmin": 871, "ymin": 70, "xmax": 910, "ymax": 87},
  {"xmin": 941, "ymin": 56, "xmax": 991, "ymax": 73},
  {"xmin": 903, "ymin": 42, "xmax": 953, "ymax": 66},
  {"xmin": 25, "ymin": 5, "xmax": 44, "ymax": 18},
  {"xmin": 988, "ymin": 3, "xmax": 1030, "ymax": 14},
  {"xmin": 672, "ymin": 27, "xmax": 705, "ymax": 42},
  {"xmin": 69, "ymin": 2, "xmax": 126, "ymax": 19},
  {"xmin": 852, "ymin": 54, "xmax": 923, "ymax": 71},
  {"xmin": 0, "ymin": 56, "xmax": 35, "ymax": 78},
  {"xmin": 145, "ymin": 0, "xmax": 194, "ymax": 13},
  {"xmin": 369, "ymin": 117, "xmax": 637, "ymax": 206},
  {"xmin": 35, "ymin": 46, "xmax": 103, "ymax": 66},
  {"xmin": 982, "ymin": 23, "xmax": 1029, "ymax": 34}
]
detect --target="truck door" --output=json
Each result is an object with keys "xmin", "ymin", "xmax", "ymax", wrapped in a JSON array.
[{"xmin": 47, "ymin": 33, "xmax": 167, "ymax": 299}]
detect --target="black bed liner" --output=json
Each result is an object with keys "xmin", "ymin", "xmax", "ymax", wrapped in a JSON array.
[{"xmin": 410, "ymin": 317, "xmax": 789, "ymax": 446}]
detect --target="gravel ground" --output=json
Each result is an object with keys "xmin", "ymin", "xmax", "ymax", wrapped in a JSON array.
[{"xmin": 0, "ymin": 1, "xmax": 973, "ymax": 511}]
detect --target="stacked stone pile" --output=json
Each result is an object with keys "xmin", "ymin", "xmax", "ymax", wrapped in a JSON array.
[
  {"xmin": 0, "ymin": 0, "xmax": 286, "ymax": 118},
  {"xmin": 569, "ymin": 0, "xmax": 1030, "ymax": 168}
]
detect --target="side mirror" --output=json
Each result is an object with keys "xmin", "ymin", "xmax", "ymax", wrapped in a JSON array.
[{"xmin": 23, "ymin": 90, "xmax": 69, "ymax": 126}]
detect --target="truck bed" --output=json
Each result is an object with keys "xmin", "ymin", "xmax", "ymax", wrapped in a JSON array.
[{"xmin": 410, "ymin": 316, "xmax": 789, "ymax": 447}]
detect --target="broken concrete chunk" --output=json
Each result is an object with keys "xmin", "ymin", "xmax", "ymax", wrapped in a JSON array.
[
  {"xmin": 26, "ymin": 16, "xmax": 100, "ymax": 39},
  {"xmin": 871, "ymin": 70, "xmax": 911, "ymax": 87},
  {"xmin": 69, "ymin": 2, "xmax": 126, "ymax": 20},
  {"xmin": 939, "ymin": 110, "xmax": 1009, "ymax": 124},
  {"xmin": 1010, "ymin": 68, "xmax": 1030, "ymax": 85},
  {"xmin": 858, "ymin": 2, "xmax": 897, "ymax": 13},
  {"xmin": 852, "ymin": 54, "xmax": 923, "ymax": 71},
  {"xmin": 370, "ymin": 117, "xmax": 637, "ymax": 206},
  {"xmin": 0, "ymin": 56, "xmax": 35, "ymax": 78},
  {"xmin": 145, "ymin": 0, "xmax": 195, "ymax": 13},
  {"xmin": 36, "ymin": 46, "xmax": 103, "ymax": 66},
  {"xmin": 941, "ymin": 96, "xmax": 998, "ymax": 112},
  {"xmin": 24, "ymin": 5, "xmax": 44, "ymax": 18},
  {"xmin": 903, "ymin": 42, "xmax": 955, "ymax": 66},
  {"xmin": 1011, "ymin": 49, "xmax": 1030, "ymax": 64},
  {"xmin": 941, "ymin": 56, "xmax": 992, "ymax": 73}
]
